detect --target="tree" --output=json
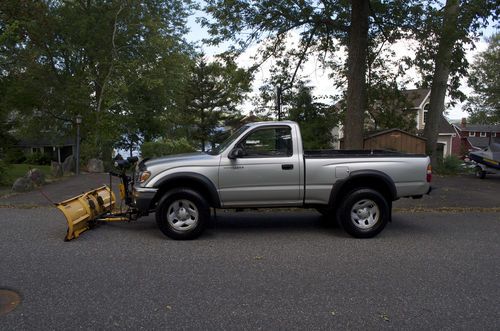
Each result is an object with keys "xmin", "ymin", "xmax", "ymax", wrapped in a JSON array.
[
  {"xmin": 202, "ymin": 0, "xmax": 426, "ymax": 149},
  {"xmin": 414, "ymin": 0, "xmax": 498, "ymax": 165},
  {"xmin": 0, "ymin": 0, "xmax": 195, "ymax": 160},
  {"xmin": 287, "ymin": 83, "xmax": 340, "ymax": 149},
  {"xmin": 184, "ymin": 56, "xmax": 252, "ymax": 151},
  {"xmin": 466, "ymin": 33, "xmax": 500, "ymax": 124}
]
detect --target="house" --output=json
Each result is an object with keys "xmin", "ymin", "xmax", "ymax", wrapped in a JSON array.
[
  {"xmin": 402, "ymin": 88, "xmax": 458, "ymax": 158},
  {"xmin": 334, "ymin": 88, "xmax": 457, "ymax": 157},
  {"xmin": 451, "ymin": 118, "xmax": 500, "ymax": 154},
  {"xmin": 17, "ymin": 137, "xmax": 75, "ymax": 163}
]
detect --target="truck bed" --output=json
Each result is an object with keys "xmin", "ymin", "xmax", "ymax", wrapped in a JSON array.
[{"xmin": 304, "ymin": 149, "xmax": 427, "ymax": 158}]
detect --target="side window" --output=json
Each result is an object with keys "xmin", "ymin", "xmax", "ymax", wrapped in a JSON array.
[{"xmin": 239, "ymin": 127, "xmax": 293, "ymax": 157}]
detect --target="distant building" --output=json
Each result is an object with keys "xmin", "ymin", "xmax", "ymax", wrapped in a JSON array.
[
  {"xmin": 451, "ymin": 118, "xmax": 500, "ymax": 154},
  {"xmin": 18, "ymin": 137, "xmax": 75, "ymax": 163}
]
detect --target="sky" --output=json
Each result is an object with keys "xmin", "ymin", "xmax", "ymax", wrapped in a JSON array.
[{"xmin": 186, "ymin": 10, "xmax": 496, "ymax": 121}]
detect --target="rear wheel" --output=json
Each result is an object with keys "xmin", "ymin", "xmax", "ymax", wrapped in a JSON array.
[
  {"xmin": 156, "ymin": 189, "xmax": 209, "ymax": 240},
  {"xmin": 337, "ymin": 188, "xmax": 389, "ymax": 238}
]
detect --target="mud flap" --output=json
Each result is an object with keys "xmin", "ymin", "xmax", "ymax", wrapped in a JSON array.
[{"xmin": 56, "ymin": 186, "xmax": 116, "ymax": 241}]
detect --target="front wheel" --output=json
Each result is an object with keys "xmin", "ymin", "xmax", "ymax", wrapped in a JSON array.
[
  {"xmin": 156, "ymin": 189, "xmax": 210, "ymax": 240},
  {"xmin": 337, "ymin": 188, "xmax": 390, "ymax": 238}
]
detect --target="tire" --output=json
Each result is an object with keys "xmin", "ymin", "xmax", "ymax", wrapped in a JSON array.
[
  {"xmin": 337, "ymin": 188, "xmax": 390, "ymax": 238},
  {"xmin": 155, "ymin": 188, "xmax": 210, "ymax": 240},
  {"xmin": 475, "ymin": 166, "xmax": 486, "ymax": 179}
]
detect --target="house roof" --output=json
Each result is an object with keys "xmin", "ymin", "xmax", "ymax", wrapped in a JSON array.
[
  {"xmin": 365, "ymin": 128, "xmax": 427, "ymax": 141},
  {"xmin": 17, "ymin": 137, "xmax": 75, "ymax": 148},
  {"xmin": 402, "ymin": 88, "xmax": 430, "ymax": 109},
  {"xmin": 455, "ymin": 124, "xmax": 500, "ymax": 132},
  {"xmin": 438, "ymin": 116, "xmax": 456, "ymax": 134},
  {"xmin": 467, "ymin": 137, "xmax": 500, "ymax": 149}
]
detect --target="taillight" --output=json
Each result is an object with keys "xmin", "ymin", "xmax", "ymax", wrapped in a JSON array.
[{"xmin": 426, "ymin": 164, "xmax": 432, "ymax": 182}]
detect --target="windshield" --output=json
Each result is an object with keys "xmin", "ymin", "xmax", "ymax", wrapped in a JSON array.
[{"xmin": 208, "ymin": 125, "xmax": 249, "ymax": 155}]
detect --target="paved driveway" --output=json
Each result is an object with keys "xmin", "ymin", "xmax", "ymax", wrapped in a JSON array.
[{"xmin": 0, "ymin": 173, "xmax": 499, "ymax": 329}]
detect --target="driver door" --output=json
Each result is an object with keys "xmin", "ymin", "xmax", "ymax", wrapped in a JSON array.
[{"xmin": 218, "ymin": 125, "xmax": 301, "ymax": 207}]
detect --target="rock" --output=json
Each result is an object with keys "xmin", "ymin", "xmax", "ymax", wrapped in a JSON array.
[
  {"xmin": 51, "ymin": 161, "xmax": 63, "ymax": 177},
  {"xmin": 62, "ymin": 155, "xmax": 75, "ymax": 175},
  {"xmin": 87, "ymin": 158, "xmax": 104, "ymax": 173},
  {"xmin": 26, "ymin": 168, "xmax": 45, "ymax": 186},
  {"xmin": 12, "ymin": 177, "xmax": 34, "ymax": 192}
]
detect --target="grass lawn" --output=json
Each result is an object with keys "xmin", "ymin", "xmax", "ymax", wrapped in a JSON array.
[{"xmin": 1, "ymin": 164, "xmax": 52, "ymax": 187}]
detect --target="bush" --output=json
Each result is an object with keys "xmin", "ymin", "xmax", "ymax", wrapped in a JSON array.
[
  {"xmin": 4, "ymin": 148, "xmax": 26, "ymax": 164},
  {"xmin": 0, "ymin": 160, "xmax": 7, "ymax": 185},
  {"xmin": 141, "ymin": 138, "xmax": 196, "ymax": 159},
  {"xmin": 435, "ymin": 155, "xmax": 463, "ymax": 175},
  {"xmin": 25, "ymin": 152, "xmax": 51, "ymax": 165}
]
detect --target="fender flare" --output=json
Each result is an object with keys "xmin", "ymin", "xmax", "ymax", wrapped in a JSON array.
[
  {"xmin": 328, "ymin": 170, "xmax": 397, "ymax": 207},
  {"xmin": 153, "ymin": 172, "xmax": 221, "ymax": 208}
]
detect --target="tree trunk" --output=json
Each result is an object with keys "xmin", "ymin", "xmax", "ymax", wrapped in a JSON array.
[
  {"xmin": 344, "ymin": 0, "xmax": 369, "ymax": 149},
  {"xmin": 423, "ymin": 0, "xmax": 459, "ymax": 167}
]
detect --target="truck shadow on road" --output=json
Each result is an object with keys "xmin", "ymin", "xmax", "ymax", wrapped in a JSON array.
[{"xmin": 95, "ymin": 211, "xmax": 429, "ymax": 241}]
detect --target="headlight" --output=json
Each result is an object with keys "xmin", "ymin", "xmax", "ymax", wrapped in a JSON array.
[{"xmin": 139, "ymin": 171, "xmax": 151, "ymax": 183}]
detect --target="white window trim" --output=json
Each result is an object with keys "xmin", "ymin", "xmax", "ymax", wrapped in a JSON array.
[
  {"xmin": 480, "ymin": 132, "xmax": 487, "ymax": 137},
  {"xmin": 469, "ymin": 132, "xmax": 475, "ymax": 137},
  {"xmin": 493, "ymin": 133, "xmax": 497, "ymax": 137}
]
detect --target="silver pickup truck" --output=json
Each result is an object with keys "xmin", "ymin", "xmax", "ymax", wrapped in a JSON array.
[{"xmin": 132, "ymin": 121, "xmax": 431, "ymax": 239}]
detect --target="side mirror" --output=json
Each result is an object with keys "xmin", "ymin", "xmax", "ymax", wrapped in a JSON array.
[{"xmin": 228, "ymin": 147, "xmax": 245, "ymax": 159}]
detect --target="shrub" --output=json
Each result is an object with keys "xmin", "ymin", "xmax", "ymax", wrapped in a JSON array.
[
  {"xmin": 0, "ymin": 160, "xmax": 7, "ymax": 185},
  {"xmin": 25, "ymin": 152, "xmax": 51, "ymax": 165},
  {"xmin": 4, "ymin": 147, "xmax": 26, "ymax": 164},
  {"xmin": 141, "ymin": 138, "xmax": 196, "ymax": 159},
  {"xmin": 435, "ymin": 155, "xmax": 463, "ymax": 175}
]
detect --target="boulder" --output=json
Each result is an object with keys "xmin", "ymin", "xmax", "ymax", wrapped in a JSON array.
[
  {"xmin": 87, "ymin": 158, "xmax": 104, "ymax": 173},
  {"xmin": 51, "ymin": 161, "xmax": 63, "ymax": 177},
  {"xmin": 62, "ymin": 155, "xmax": 75, "ymax": 175},
  {"xmin": 26, "ymin": 168, "xmax": 45, "ymax": 186},
  {"xmin": 12, "ymin": 177, "xmax": 34, "ymax": 192}
]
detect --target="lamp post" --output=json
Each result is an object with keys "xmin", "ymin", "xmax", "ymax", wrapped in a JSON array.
[{"xmin": 75, "ymin": 114, "xmax": 82, "ymax": 175}]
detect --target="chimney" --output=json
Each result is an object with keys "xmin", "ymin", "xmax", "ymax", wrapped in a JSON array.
[{"xmin": 461, "ymin": 117, "xmax": 467, "ymax": 128}]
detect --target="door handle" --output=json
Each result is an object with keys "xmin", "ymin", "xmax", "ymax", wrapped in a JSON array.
[{"xmin": 282, "ymin": 164, "xmax": 294, "ymax": 170}]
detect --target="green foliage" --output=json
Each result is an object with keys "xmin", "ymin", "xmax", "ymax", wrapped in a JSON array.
[
  {"xmin": 434, "ymin": 155, "xmax": 464, "ymax": 175},
  {"xmin": 141, "ymin": 139, "xmax": 196, "ymax": 159},
  {"xmin": 183, "ymin": 56, "xmax": 252, "ymax": 151},
  {"xmin": 467, "ymin": 33, "xmax": 500, "ymax": 125},
  {"xmin": 0, "ymin": 0, "xmax": 195, "ymax": 159},
  {"xmin": 3, "ymin": 147, "xmax": 26, "ymax": 164},
  {"xmin": 0, "ymin": 160, "xmax": 7, "ymax": 185},
  {"xmin": 287, "ymin": 83, "xmax": 340, "ymax": 150},
  {"xmin": 24, "ymin": 152, "xmax": 51, "ymax": 166}
]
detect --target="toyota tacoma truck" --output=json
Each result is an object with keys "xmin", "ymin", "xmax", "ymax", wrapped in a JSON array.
[{"xmin": 132, "ymin": 121, "xmax": 431, "ymax": 239}]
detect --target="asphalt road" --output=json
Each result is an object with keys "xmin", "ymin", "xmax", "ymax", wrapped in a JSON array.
[{"xmin": 1, "ymin": 208, "xmax": 499, "ymax": 330}]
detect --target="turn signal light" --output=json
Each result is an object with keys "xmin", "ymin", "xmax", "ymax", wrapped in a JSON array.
[
  {"xmin": 139, "ymin": 171, "xmax": 151, "ymax": 183},
  {"xmin": 426, "ymin": 165, "xmax": 432, "ymax": 182}
]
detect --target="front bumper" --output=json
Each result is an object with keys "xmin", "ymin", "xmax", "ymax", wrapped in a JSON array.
[{"xmin": 131, "ymin": 186, "xmax": 158, "ymax": 215}]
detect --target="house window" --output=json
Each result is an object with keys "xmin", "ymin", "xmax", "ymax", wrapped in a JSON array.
[
  {"xmin": 480, "ymin": 132, "xmax": 487, "ymax": 137},
  {"xmin": 492, "ymin": 133, "xmax": 497, "ymax": 137},
  {"xmin": 469, "ymin": 132, "xmax": 475, "ymax": 137},
  {"xmin": 423, "ymin": 104, "xmax": 430, "ymax": 124}
]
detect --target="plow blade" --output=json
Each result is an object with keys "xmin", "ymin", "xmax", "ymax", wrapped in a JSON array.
[{"xmin": 56, "ymin": 186, "xmax": 116, "ymax": 241}]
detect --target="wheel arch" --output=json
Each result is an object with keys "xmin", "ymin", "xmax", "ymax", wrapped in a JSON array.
[
  {"xmin": 329, "ymin": 170, "xmax": 397, "ymax": 208},
  {"xmin": 151, "ymin": 172, "xmax": 221, "ymax": 209}
]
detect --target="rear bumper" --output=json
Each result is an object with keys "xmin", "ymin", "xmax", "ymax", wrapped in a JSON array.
[{"xmin": 131, "ymin": 186, "xmax": 158, "ymax": 215}]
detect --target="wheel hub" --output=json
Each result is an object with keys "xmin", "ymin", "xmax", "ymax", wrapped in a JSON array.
[{"xmin": 350, "ymin": 199, "xmax": 379, "ymax": 229}]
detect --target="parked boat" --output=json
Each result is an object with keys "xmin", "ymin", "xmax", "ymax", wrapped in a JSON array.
[{"xmin": 469, "ymin": 143, "xmax": 500, "ymax": 178}]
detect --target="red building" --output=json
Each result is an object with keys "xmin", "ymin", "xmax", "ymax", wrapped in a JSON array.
[{"xmin": 452, "ymin": 118, "xmax": 500, "ymax": 156}]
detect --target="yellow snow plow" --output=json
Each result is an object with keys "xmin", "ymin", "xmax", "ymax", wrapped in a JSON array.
[{"xmin": 55, "ymin": 157, "xmax": 140, "ymax": 241}]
